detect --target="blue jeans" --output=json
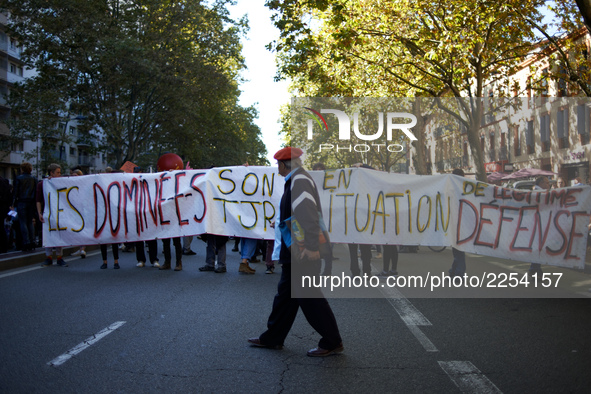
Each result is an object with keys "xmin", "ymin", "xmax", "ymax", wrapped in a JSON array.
[
  {"xmin": 240, "ymin": 238, "xmax": 258, "ymax": 260},
  {"xmin": 449, "ymin": 247, "xmax": 466, "ymax": 276}
]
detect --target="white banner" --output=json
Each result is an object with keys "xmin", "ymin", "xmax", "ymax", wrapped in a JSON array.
[
  {"xmin": 43, "ymin": 166, "xmax": 283, "ymax": 247},
  {"xmin": 43, "ymin": 167, "xmax": 591, "ymax": 268}
]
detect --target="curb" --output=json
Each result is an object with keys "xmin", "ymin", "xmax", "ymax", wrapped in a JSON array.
[{"xmin": 0, "ymin": 245, "xmax": 101, "ymax": 271}]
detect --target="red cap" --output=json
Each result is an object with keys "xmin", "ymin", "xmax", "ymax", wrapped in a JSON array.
[{"xmin": 274, "ymin": 147, "xmax": 303, "ymax": 161}]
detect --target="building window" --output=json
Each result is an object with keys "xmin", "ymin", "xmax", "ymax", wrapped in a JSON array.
[
  {"xmin": 70, "ymin": 147, "xmax": 76, "ymax": 155},
  {"xmin": 577, "ymin": 104, "xmax": 589, "ymax": 145},
  {"xmin": 9, "ymin": 63, "xmax": 16, "ymax": 74},
  {"xmin": 480, "ymin": 134, "xmax": 485, "ymax": 151},
  {"xmin": 514, "ymin": 125, "xmax": 521, "ymax": 157},
  {"xmin": 11, "ymin": 142, "xmax": 23, "ymax": 152},
  {"xmin": 540, "ymin": 113, "xmax": 550, "ymax": 152},
  {"xmin": 526, "ymin": 120, "xmax": 535, "ymax": 154},
  {"xmin": 69, "ymin": 126, "xmax": 76, "ymax": 135},
  {"xmin": 557, "ymin": 107, "xmax": 569, "ymax": 149},
  {"xmin": 540, "ymin": 68, "xmax": 549, "ymax": 105}
]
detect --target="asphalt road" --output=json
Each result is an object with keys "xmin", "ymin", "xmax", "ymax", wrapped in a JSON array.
[{"xmin": 1, "ymin": 243, "xmax": 590, "ymax": 393}]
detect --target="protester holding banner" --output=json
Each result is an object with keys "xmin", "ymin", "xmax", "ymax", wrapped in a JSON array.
[
  {"xmin": 239, "ymin": 237, "xmax": 258, "ymax": 274},
  {"xmin": 182, "ymin": 236, "xmax": 196, "ymax": 255},
  {"xmin": 379, "ymin": 245, "xmax": 399, "ymax": 277},
  {"xmin": 100, "ymin": 243, "xmax": 120, "ymax": 269},
  {"xmin": 199, "ymin": 234, "xmax": 228, "ymax": 273},
  {"xmin": 69, "ymin": 168, "xmax": 87, "ymax": 259},
  {"xmin": 38, "ymin": 163, "xmax": 67, "ymax": 267},
  {"xmin": 155, "ymin": 153, "xmax": 185, "ymax": 272},
  {"xmin": 135, "ymin": 240, "xmax": 159, "ymax": 268},
  {"xmin": 554, "ymin": 177, "xmax": 566, "ymax": 189},
  {"xmin": 248, "ymin": 147, "xmax": 343, "ymax": 357}
]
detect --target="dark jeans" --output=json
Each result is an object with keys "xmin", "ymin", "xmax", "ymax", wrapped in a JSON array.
[
  {"xmin": 162, "ymin": 237, "xmax": 182, "ymax": 263},
  {"xmin": 16, "ymin": 201, "xmax": 36, "ymax": 246},
  {"xmin": 348, "ymin": 243, "xmax": 372, "ymax": 276},
  {"xmin": 382, "ymin": 245, "xmax": 398, "ymax": 272},
  {"xmin": 206, "ymin": 235, "xmax": 227, "ymax": 268},
  {"xmin": 101, "ymin": 244, "xmax": 119, "ymax": 261},
  {"xmin": 449, "ymin": 247, "xmax": 466, "ymax": 276}
]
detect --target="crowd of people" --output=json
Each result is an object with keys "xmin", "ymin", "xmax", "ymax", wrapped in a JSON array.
[
  {"xmin": 2, "ymin": 161, "xmax": 587, "ymax": 276},
  {"xmin": 2, "ymin": 152, "xmax": 589, "ymax": 357},
  {"xmin": 0, "ymin": 162, "xmax": 75, "ymax": 258}
]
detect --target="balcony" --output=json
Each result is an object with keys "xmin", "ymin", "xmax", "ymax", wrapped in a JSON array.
[
  {"xmin": 76, "ymin": 136, "xmax": 98, "ymax": 147},
  {"xmin": 78, "ymin": 156, "xmax": 95, "ymax": 166}
]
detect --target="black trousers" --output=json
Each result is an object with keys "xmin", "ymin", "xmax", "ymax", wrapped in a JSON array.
[
  {"xmin": 100, "ymin": 243, "xmax": 119, "ymax": 261},
  {"xmin": 348, "ymin": 243, "xmax": 372, "ymax": 276},
  {"xmin": 136, "ymin": 240, "xmax": 158, "ymax": 263},
  {"xmin": 259, "ymin": 262, "xmax": 342, "ymax": 350},
  {"xmin": 162, "ymin": 237, "xmax": 182, "ymax": 263},
  {"xmin": 382, "ymin": 245, "xmax": 398, "ymax": 272}
]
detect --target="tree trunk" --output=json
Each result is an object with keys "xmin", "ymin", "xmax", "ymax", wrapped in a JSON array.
[
  {"xmin": 576, "ymin": 0, "xmax": 591, "ymax": 33},
  {"xmin": 411, "ymin": 99, "xmax": 428, "ymax": 175}
]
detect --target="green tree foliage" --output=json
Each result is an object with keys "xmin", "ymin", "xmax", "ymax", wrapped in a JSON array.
[
  {"xmin": 266, "ymin": 0, "xmax": 547, "ymax": 181},
  {"xmin": 520, "ymin": 0, "xmax": 591, "ymax": 98},
  {"xmin": 4, "ymin": 0, "xmax": 267, "ymax": 170}
]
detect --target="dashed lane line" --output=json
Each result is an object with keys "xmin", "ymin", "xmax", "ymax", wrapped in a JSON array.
[
  {"xmin": 379, "ymin": 283, "xmax": 438, "ymax": 352},
  {"xmin": 438, "ymin": 361, "xmax": 503, "ymax": 393},
  {"xmin": 48, "ymin": 321, "xmax": 127, "ymax": 367}
]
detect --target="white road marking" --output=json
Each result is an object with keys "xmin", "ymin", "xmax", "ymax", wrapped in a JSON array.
[
  {"xmin": 438, "ymin": 361, "xmax": 503, "ymax": 393},
  {"xmin": 0, "ymin": 266, "xmax": 42, "ymax": 279},
  {"xmin": 48, "ymin": 321, "xmax": 126, "ymax": 367},
  {"xmin": 382, "ymin": 286, "xmax": 432, "ymax": 326},
  {"xmin": 406, "ymin": 324, "xmax": 438, "ymax": 352},
  {"xmin": 0, "ymin": 251, "xmax": 101, "ymax": 279},
  {"xmin": 378, "ymin": 278, "xmax": 438, "ymax": 352}
]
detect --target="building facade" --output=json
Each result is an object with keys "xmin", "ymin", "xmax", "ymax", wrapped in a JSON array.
[
  {"xmin": 0, "ymin": 11, "xmax": 107, "ymax": 182},
  {"xmin": 410, "ymin": 30, "xmax": 591, "ymax": 186}
]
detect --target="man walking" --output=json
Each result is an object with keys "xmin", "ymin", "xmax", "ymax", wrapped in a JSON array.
[{"xmin": 248, "ymin": 147, "xmax": 343, "ymax": 357}]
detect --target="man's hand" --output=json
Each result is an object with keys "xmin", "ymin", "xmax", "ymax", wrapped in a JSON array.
[
  {"xmin": 38, "ymin": 213, "xmax": 45, "ymax": 223},
  {"xmin": 300, "ymin": 248, "xmax": 320, "ymax": 261}
]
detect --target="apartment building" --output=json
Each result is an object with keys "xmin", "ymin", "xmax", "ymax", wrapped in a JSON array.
[
  {"xmin": 411, "ymin": 29, "xmax": 591, "ymax": 186},
  {"xmin": 0, "ymin": 11, "xmax": 107, "ymax": 182}
]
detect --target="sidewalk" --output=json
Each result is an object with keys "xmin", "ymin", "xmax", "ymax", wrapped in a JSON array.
[{"xmin": 0, "ymin": 245, "xmax": 100, "ymax": 271}]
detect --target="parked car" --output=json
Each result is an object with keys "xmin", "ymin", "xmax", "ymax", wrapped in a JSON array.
[
  {"xmin": 511, "ymin": 180, "xmax": 535, "ymax": 189},
  {"xmin": 508, "ymin": 179, "xmax": 556, "ymax": 190}
]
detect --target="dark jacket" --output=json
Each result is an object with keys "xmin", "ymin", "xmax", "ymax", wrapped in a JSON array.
[{"xmin": 13, "ymin": 173, "xmax": 36, "ymax": 205}]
